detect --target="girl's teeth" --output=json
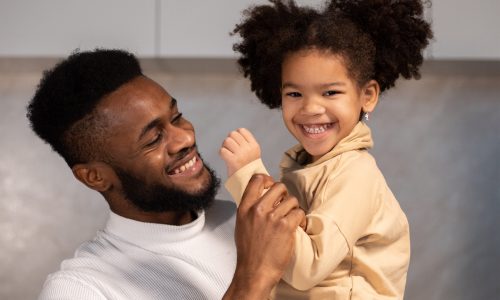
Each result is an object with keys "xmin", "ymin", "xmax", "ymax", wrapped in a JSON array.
[{"xmin": 303, "ymin": 124, "xmax": 330, "ymax": 134}]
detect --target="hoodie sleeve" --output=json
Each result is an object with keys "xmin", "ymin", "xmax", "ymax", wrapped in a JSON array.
[{"xmin": 224, "ymin": 158, "xmax": 270, "ymax": 205}]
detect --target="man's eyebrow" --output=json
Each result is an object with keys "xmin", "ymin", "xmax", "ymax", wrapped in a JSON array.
[{"xmin": 171, "ymin": 97, "xmax": 177, "ymax": 109}]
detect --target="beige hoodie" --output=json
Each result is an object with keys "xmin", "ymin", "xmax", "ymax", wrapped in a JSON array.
[{"xmin": 226, "ymin": 122, "xmax": 410, "ymax": 299}]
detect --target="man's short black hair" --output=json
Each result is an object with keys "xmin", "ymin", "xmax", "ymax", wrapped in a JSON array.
[{"xmin": 27, "ymin": 49, "xmax": 143, "ymax": 166}]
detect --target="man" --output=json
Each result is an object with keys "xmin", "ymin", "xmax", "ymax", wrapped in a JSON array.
[{"xmin": 28, "ymin": 49, "xmax": 304, "ymax": 299}]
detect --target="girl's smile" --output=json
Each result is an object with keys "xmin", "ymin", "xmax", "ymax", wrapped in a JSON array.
[
  {"xmin": 281, "ymin": 48, "xmax": 379, "ymax": 163},
  {"xmin": 298, "ymin": 122, "xmax": 335, "ymax": 139}
]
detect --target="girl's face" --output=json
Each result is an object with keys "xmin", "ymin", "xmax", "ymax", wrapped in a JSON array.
[{"xmin": 281, "ymin": 49, "xmax": 379, "ymax": 162}]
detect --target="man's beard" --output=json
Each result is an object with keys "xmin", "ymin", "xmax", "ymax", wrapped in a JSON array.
[{"xmin": 113, "ymin": 158, "xmax": 220, "ymax": 213}]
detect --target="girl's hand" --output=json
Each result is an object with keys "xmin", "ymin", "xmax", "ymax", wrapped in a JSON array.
[{"xmin": 220, "ymin": 128, "xmax": 261, "ymax": 177}]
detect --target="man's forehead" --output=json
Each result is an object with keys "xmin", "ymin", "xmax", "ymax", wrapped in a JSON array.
[{"xmin": 96, "ymin": 77, "xmax": 175, "ymax": 127}]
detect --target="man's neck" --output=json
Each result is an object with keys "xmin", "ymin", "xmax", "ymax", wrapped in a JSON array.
[
  {"xmin": 108, "ymin": 199, "xmax": 196, "ymax": 225},
  {"xmin": 123, "ymin": 210, "xmax": 196, "ymax": 225}
]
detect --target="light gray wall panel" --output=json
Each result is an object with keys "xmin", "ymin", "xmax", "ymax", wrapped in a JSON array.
[
  {"xmin": 0, "ymin": 60, "xmax": 499, "ymax": 299},
  {"xmin": 0, "ymin": 0, "xmax": 156, "ymax": 57}
]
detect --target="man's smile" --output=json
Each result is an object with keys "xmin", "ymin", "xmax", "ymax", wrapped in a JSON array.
[{"xmin": 166, "ymin": 150, "xmax": 204, "ymax": 177}]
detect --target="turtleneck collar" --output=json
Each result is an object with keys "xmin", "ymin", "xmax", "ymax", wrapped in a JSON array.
[
  {"xmin": 104, "ymin": 210, "xmax": 206, "ymax": 248},
  {"xmin": 280, "ymin": 122, "xmax": 373, "ymax": 170}
]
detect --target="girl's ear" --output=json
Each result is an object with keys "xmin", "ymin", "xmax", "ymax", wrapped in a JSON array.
[
  {"xmin": 361, "ymin": 80, "xmax": 380, "ymax": 113},
  {"xmin": 72, "ymin": 162, "xmax": 114, "ymax": 192}
]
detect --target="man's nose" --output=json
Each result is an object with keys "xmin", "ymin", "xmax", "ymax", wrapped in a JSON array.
[
  {"xmin": 166, "ymin": 125, "xmax": 194, "ymax": 155},
  {"xmin": 301, "ymin": 97, "xmax": 326, "ymax": 116}
]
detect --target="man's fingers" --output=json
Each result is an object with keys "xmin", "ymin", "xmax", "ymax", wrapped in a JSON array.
[
  {"xmin": 252, "ymin": 174, "xmax": 274, "ymax": 191},
  {"xmin": 252, "ymin": 180, "xmax": 289, "ymax": 212},
  {"xmin": 284, "ymin": 207, "xmax": 306, "ymax": 229},
  {"xmin": 272, "ymin": 195, "xmax": 300, "ymax": 218},
  {"xmin": 240, "ymin": 174, "xmax": 275, "ymax": 211}
]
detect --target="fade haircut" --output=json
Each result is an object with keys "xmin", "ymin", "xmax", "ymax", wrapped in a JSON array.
[{"xmin": 27, "ymin": 49, "xmax": 143, "ymax": 166}]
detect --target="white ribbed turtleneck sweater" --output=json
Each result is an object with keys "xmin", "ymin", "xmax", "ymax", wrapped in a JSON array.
[{"xmin": 38, "ymin": 200, "xmax": 237, "ymax": 300}]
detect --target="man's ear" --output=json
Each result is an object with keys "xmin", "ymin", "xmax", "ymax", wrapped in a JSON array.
[
  {"xmin": 361, "ymin": 80, "xmax": 380, "ymax": 114},
  {"xmin": 72, "ymin": 162, "xmax": 113, "ymax": 192}
]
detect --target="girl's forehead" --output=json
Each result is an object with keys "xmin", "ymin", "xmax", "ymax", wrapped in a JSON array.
[
  {"xmin": 283, "ymin": 50, "xmax": 348, "ymax": 74},
  {"xmin": 283, "ymin": 49, "xmax": 346, "ymax": 68}
]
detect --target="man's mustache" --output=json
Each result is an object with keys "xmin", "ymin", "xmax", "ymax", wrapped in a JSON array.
[{"xmin": 165, "ymin": 144, "xmax": 198, "ymax": 172}]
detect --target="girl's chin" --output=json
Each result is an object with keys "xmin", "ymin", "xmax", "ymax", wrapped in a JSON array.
[{"xmin": 304, "ymin": 148, "xmax": 329, "ymax": 160}]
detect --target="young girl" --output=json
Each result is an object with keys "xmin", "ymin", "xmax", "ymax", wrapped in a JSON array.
[{"xmin": 220, "ymin": 0, "xmax": 432, "ymax": 299}]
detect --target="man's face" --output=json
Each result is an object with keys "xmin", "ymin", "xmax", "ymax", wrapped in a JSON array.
[
  {"xmin": 112, "ymin": 157, "xmax": 219, "ymax": 212},
  {"xmin": 97, "ymin": 76, "xmax": 218, "ymax": 212}
]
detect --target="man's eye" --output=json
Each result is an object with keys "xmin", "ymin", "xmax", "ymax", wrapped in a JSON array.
[
  {"xmin": 172, "ymin": 113, "xmax": 183, "ymax": 124},
  {"xmin": 146, "ymin": 132, "xmax": 163, "ymax": 147},
  {"xmin": 285, "ymin": 92, "xmax": 302, "ymax": 98}
]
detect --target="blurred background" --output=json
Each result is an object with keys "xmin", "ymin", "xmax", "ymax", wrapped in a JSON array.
[{"xmin": 0, "ymin": 0, "xmax": 499, "ymax": 299}]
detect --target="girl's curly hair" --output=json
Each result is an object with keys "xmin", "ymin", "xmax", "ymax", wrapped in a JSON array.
[{"xmin": 233, "ymin": 0, "xmax": 433, "ymax": 109}]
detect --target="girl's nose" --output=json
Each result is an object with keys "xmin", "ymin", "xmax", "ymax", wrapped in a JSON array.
[{"xmin": 301, "ymin": 97, "xmax": 326, "ymax": 116}]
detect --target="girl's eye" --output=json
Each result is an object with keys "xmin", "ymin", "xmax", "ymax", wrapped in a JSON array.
[
  {"xmin": 324, "ymin": 90, "xmax": 339, "ymax": 97},
  {"xmin": 285, "ymin": 92, "xmax": 302, "ymax": 98}
]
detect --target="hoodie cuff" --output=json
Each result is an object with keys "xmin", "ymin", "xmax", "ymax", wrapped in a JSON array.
[{"xmin": 224, "ymin": 158, "xmax": 269, "ymax": 206}]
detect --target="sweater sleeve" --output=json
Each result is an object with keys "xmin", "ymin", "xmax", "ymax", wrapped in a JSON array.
[
  {"xmin": 282, "ymin": 155, "xmax": 380, "ymax": 290},
  {"xmin": 224, "ymin": 158, "xmax": 270, "ymax": 206}
]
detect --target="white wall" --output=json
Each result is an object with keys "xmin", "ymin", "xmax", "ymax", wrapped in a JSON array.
[
  {"xmin": 1, "ymin": 0, "xmax": 499, "ymax": 59},
  {"xmin": 0, "ymin": 0, "xmax": 157, "ymax": 57},
  {"xmin": 0, "ymin": 0, "xmax": 324, "ymax": 58},
  {"xmin": 430, "ymin": 0, "xmax": 500, "ymax": 60}
]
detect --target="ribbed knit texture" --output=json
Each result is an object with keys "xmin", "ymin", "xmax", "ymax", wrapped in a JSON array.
[{"xmin": 38, "ymin": 200, "xmax": 237, "ymax": 300}]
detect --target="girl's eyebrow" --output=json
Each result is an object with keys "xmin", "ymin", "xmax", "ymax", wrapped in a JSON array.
[
  {"xmin": 282, "ymin": 82, "xmax": 300, "ymax": 89},
  {"xmin": 319, "ymin": 82, "xmax": 346, "ymax": 88}
]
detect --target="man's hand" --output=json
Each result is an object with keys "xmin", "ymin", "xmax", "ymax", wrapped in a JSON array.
[
  {"xmin": 223, "ymin": 174, "xmax": 305, "ymax": 300},
  {"xmin": 220, "ymin": 128, "xmax": 261, "ymax": 177}
]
